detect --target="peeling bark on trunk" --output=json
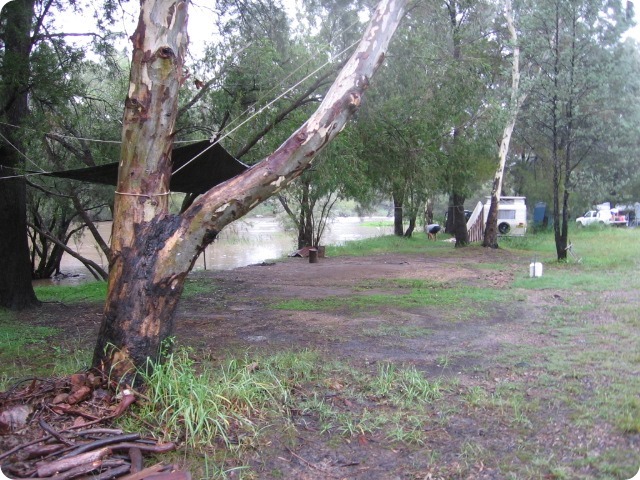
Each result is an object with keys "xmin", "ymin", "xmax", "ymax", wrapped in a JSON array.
[
  {"xmin": 92, "ymin": 0, "xmax": 190, "ymax": 378},
  {"xmin": 92, "ymin": 0, "xmax": 408, "ymax": 383}
]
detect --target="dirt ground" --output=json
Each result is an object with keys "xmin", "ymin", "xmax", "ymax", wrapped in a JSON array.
[{"xmin": 9, "ymin": 247, "xmax": 640, "ymax": 479}]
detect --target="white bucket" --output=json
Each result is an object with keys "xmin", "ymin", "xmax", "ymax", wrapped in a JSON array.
[{"xmin": 529, "ymin": 262, "xmax": 543, "ymax": 277}]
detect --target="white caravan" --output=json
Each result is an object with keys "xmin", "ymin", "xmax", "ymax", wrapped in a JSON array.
[{"xmin": 483, "ymin": 196, "xmax": 528, "ymax": 235}]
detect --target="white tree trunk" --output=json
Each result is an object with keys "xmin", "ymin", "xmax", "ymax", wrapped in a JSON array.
[{"xmin": 483, "ymin": 0, "xmax": 525, "ymax": 248}]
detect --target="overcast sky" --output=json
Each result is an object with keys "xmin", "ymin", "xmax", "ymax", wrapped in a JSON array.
[{"xmin": 0, "ymin": 0, "xmax": 638, "ymax": 63}]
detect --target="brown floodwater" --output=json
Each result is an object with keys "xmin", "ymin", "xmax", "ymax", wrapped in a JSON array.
[{"xmin": 46, "ymin": 216, "xmax": 393, "ymax": 284}]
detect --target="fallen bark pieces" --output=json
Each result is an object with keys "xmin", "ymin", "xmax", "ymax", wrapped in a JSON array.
[
  {"xmin": 0, "ymin": 376, "xmax": 191, "ymax": 479},
  {"xmin": 2, "ymin": 427, "xmax": 182, "ymax": 479},
  {"xmin": 37, "ymin": 447, "xmax": 112, "ymax": 477}
]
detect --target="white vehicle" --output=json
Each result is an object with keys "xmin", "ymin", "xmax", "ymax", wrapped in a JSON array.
[
  {"xmin": 576, "ymin": 206, "xmax": 627, "ymax": 227},
  {"xmin": 482, "ymin": 196, "xmax": 527, "ymax": 235},
  {"xmin": 575, "ymin": 210, "xmax": 607, "ymax": 226}
]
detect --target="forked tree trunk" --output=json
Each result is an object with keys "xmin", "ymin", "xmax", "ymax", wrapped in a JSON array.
[
  {"xmin": 424, "ymin": 198, "xmax": 434, "ymax": 225},
  {"xmin": 92, "ymin": 0, "xmax": 408, "ymax": 383}
]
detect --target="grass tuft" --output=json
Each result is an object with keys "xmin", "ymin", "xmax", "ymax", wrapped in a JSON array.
[{"xmin": 129, "ymin": 348, "xmax": 321, "ymax": 449}]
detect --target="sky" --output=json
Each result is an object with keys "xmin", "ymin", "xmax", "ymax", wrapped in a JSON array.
[
  {"xmin": 0, "ymin": 0, "xmax": 638, "ymax": 47},
  {"xmin": 0, "ymin": 0, "xmax": 638, "ymax": 60}
]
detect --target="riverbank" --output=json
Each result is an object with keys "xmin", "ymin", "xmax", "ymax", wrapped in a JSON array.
[{"xmin": 53, "ymin": 216, "xmax": 394, "ymax": 282}]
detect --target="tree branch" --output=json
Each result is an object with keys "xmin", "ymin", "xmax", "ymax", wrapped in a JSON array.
[
  {"xmin": 277, "ymin": 194, "xmax": 300, "ymax": 230},
  {"xmin": 234, "ymin": 66, "xmax": 339, "ymax": 158},
  {"xmin": 71, "ymin": 195, "xmax": 113, "ymax": 263},
  {"xmin": 160, "ymin": 0, "xmax": 408, "ymax": 278},
  {"xmin": 27, "ymin": 222, "xmax": 108, "ymax": 281},
  {"xmin": 33, "ymin": 32, "xmax": 106, "ymax": 41}
]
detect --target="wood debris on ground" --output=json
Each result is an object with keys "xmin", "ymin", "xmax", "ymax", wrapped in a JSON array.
[{"xmin": 0, "ymin": 373, "xmax": 191, "ymax": 479}]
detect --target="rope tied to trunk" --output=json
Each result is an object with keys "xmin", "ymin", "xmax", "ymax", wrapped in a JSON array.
[{"xmin": 114, "ymin": 191, "xmax": 172, "ymax": 197}]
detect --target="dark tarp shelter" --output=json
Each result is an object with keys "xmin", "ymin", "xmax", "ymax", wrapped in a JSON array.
[{"xmin": 43, "ymin": 141, "xmax": 248, "ymax": 194}]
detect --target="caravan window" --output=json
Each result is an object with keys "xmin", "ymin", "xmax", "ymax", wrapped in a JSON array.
[{"xmin": 498, "ymin": 209, "xmax": 516, "ymax": 220}]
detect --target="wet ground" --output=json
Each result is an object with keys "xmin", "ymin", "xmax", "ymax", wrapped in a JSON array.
[{"xmin": 13, "ymin": 246, "xmax": 640, "ymax": 479}]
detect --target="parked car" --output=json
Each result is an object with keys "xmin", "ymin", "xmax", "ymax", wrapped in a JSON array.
[
  {"xmin": 443, "ymin": 210, "xmax": 472, "ymax": 222},
  {"xmin": 576, "ymin": 207, "xmax": 627, "ymax": 227}
]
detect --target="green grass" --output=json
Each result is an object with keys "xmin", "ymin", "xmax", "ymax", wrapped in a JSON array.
[
  {"xmin": 125, "ymin": 347, "xmax": 323, "ymax": 449},
  {"xmin": 369, "ymin": 363, "xmax": 443, "ymax": 407},
  {"xmin": 7, "ymin": 227, "xmax": 640, "ymax": 479},
  {"xmin": 0, "ymin": 310, "xmax": 90, "ymax": 389},
  {"xmin": 503, "ymin": 227, "xmax": 640, "ymax": 291},
  {"xmin": 502, "ymin": 227, "xmax": 640, "ymax": 268},
  {"xmin": 34, "ymin": 281, "xmax": 107, "ymax": 304},
  {"xmin": 32, "ymin": 277, "xmax": 219, "ymax": 303},
  {"xmin": 182, "ymin": 277, "xmax": 220, "ymax": 298},
  {"xmin": 117, "ymin": 345, "xmax": 451, "ymax": 468},
  {"xmin": 362, "ymin": 324, "xmax": 434, "ymax": 338},
  {"xmin": 273, "ymin": 283, "xmax": 507, "ymax": 314},
  {"xmin": 327, "ymin": 234, "xmax": 451, "ymax": 257}
]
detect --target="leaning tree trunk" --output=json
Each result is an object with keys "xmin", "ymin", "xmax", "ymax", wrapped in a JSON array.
[
  {"xmin": 92, "ymin": 0, "xmax": 408, "ymax": 383},
  {"xmin": 0, "ymin": 0, "xmax": 40, "ymax": 310},
  {"xmin": 483, "ymin": 0, "xmax": 523, "ymax": 249},
  {"xmin": 404, "ymin": 215, "xmax": 416, "ymax": 237}
]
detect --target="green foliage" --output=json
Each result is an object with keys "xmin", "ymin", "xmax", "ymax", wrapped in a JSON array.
[{"xmin": 512, "ymin": 0, "xmax": 639, "ymax": 249}]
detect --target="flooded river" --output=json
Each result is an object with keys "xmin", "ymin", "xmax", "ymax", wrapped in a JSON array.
[{"xmin": 58, "ymin": 216, "xmax": 393, "ymax": 280}]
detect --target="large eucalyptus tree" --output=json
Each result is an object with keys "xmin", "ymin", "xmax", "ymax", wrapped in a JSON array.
[{"xmin": 91, "ymin": 0, "xmax": 408, "ymax": 382}]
